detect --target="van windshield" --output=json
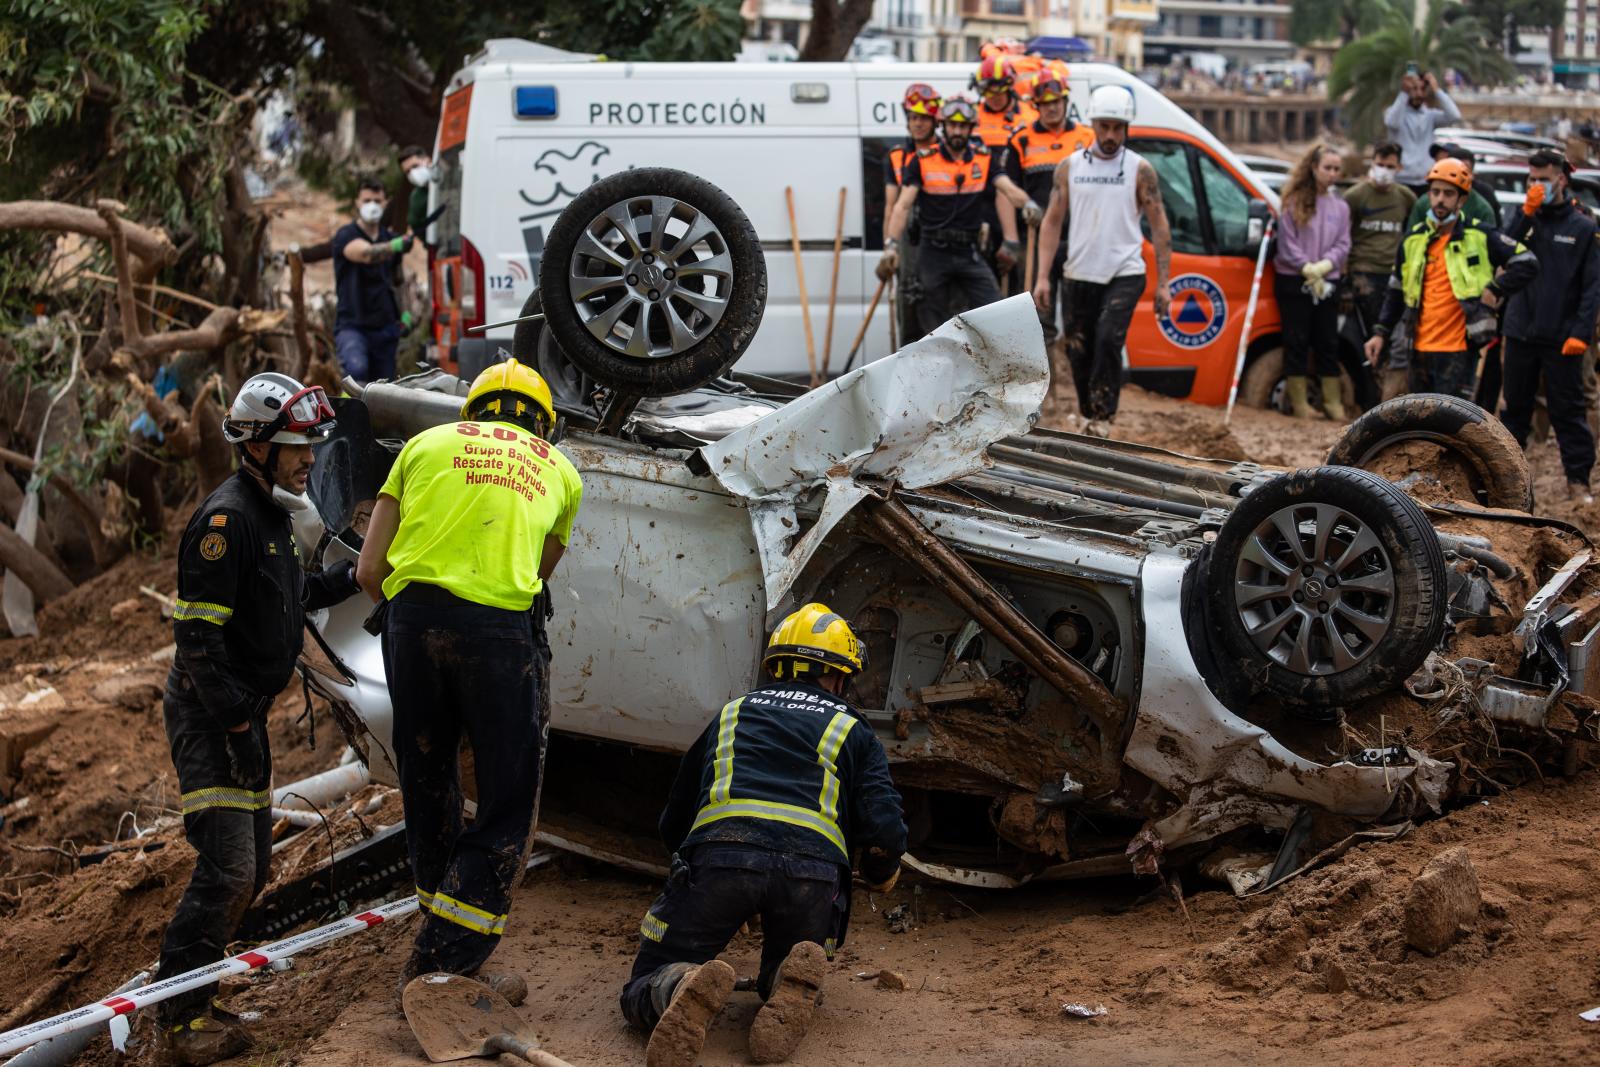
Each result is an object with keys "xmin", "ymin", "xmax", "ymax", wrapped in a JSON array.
[{"xmin": 434, "ymin": 146, "xmax": 463, "ymax": 257}]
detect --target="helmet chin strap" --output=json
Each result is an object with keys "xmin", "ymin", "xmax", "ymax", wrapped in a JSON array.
[{"xmin": 240, "ymin": 440, "xmax": 285, "ymax": 495}]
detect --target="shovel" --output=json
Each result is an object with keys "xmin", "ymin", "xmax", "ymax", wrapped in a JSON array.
[{"xmin": 403, "ymin": 973, "xmax": 576, "ymax": 1067}]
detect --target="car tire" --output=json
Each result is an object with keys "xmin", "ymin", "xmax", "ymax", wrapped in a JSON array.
[
  {"xmin": 538, "ymin": 167, "xmax": 766, "ymax": 397},
  {"xmin": 1325, "ymin": 393, "xmax": 1532, "ymax": 511},
  {"xmin": 510, "ymin": 289, "xmax": 595, "ymax": 412},
  {"xmin": 1238, "ymin": 347, "xmax": 1357, "ymax": 415},
  {"xmin": 1205, "ymin": 466, "xmax": 1447, "ymax": 706}
]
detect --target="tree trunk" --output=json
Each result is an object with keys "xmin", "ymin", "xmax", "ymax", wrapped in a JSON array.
[
  {"xmin": 0, "ymin": 521, "xmax": 75, "ymax": 603},
  {"xmin": 799, "ymin": 0, "xmax": 876, "ymax": 61}
]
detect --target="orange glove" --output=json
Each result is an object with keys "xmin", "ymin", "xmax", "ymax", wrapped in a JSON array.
[
  {"xmin": 1523, "ymin": 182, "xmax": 1547, "ymax": 216},
  {"xmin": 1562, "ymin": 337, "xmax": 1588, "ymax": 356}
]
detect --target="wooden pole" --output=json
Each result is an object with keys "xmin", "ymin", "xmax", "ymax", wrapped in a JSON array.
[
  {"xmin": 821, "ymin": 186, "xmax": 847, "ymax": 378},
  {"xmin": 785, "ymin": 186, "xmax": 819, "ymax": 388},
  {"xmin": 841, "ymin": 276, "xmax": 888, "ymax": 374},
  {"xmin": 1022, "ymin": 223, "xmax": 1039, "ymax": 296},
  {"xmin": 888, "ymin": 275, "xmax": 898, "ymax": 353}
]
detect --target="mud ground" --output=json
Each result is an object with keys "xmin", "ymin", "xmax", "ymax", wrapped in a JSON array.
[{"xmin": 0, "ymin": 384, "xmax": 1597, "ymax": 1066}]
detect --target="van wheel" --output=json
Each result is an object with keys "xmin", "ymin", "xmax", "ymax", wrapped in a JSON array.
[
  {"xmin": 1325, "ymin": 393, "xmax": 1532, "ymax": 511},
  {"xmin": 1238, "ymin": 348, "xmax": 1357, "ymax": 416},
  {"xmin": 510, "ymin": 289, "xmax": 595, "ymax": 411},
  {"xmin": 1205, "ymin": 466, "xmax": 1447, "ymax": 706},
  {"xmin": 538, "ymin": 167, "xmax": 767, "ymax": 397}
]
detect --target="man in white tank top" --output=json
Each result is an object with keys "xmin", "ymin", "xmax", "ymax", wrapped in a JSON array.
[{"xmin": 1031, "ymin": 85, "xmax": 1173, "ymax": 436}]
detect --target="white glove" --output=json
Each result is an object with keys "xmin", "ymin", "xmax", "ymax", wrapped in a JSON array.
[
  {"xmin": 1304, "ymin": 258, "xmax": 1334, "ymax": 280},
  {"xmin": 1306, "ymin": 276, "xmax": 1333, "ymax": 303}
]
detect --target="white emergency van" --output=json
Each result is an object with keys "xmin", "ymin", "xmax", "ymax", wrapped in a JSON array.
[{"xmin": 426, "ymin": 39, "xmax": 1355, "ymax": 409}]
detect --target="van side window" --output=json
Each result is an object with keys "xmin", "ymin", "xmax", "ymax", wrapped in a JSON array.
[
  {"xmin": 1196, "ymin": 153, "xmax": 1252, "ymax": 257},
  {"xmin": 1128, "ymin": 139, "xmax": 1207, "ymax": 255}
]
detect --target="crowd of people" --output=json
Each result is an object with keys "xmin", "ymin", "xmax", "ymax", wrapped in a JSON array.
[{"xmin": 1271, "ymin": 66, "xmax": 1599, "ymax": 501}]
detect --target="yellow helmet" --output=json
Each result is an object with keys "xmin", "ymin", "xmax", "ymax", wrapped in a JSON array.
[
  {"xmin": 462, "ymin": 358, "xmax": 555, "ymax": 436},
  {"xmin": 763, "ymin": 603, "xmax": 865, "ymax": 679}
]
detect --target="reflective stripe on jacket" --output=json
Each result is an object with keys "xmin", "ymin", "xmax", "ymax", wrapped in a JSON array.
[{"xmin": 1399, "ymin": 222, "xmax": 1495, "ymax": 307}]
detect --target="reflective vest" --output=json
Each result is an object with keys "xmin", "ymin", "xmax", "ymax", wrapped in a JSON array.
[
  {"xmin": 976, "ymin": 99, "xmax": 1031, "ymax": 148},
  {"xmin": 1007, "ymin": 121, "xmax": 1093, "ymax": 179},
  {"xmin": 915, "ymin": 142, "xmax": 993, "ymax": 197},
  {"xmin": 1399, "ymin": 219, "xmax": 1495, "ymax": 308}
]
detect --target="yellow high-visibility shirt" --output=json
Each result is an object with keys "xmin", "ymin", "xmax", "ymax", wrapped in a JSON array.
[{"xmin": 378, "ymin": 420, "xmax": 583, "ymax": 610}]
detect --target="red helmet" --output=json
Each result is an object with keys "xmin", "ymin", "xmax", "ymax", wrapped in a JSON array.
[
  {"xmin": 902, "ymin": 83, "xmax": 942, "ymax": 117},
  {"xmin": 1032, "ymin": 77, "xmax": 1067, "ymax": 104},
  {"xmin": 939, "ymin": 96, "xmax": 979, "ymax": 125},
  {"xmin": 975, "ymin": 55, "xmax": 1014, "ymax": 89}
]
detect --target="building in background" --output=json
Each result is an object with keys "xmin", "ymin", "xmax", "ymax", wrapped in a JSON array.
[
  {"xmin": 1143, "ymin": 0, "xmax": 1293, "ymax": 67},
  {"xmin": 1553, "ymin": 0, "xmax": 1600, "ymax": 89}
]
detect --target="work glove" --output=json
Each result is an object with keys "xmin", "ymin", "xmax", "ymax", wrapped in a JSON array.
[
  {"xmin": 225, "ymin": 723, "xmax": 265, "ymax": 786},
  {"xmin": 388, "ymin": 235, "xmax": 415, "ymax": 256},
  {"xmin": 1523, "ymin": 182, "xmax": 1547, "ymax": 216},
  {"xmin": 877, "ymin": 245, "xmax": 899, "ymax": 280},
  {"xmin": 1302, "ymin": 259, "xmax": 1334, "ymax": 282},
  {"xmin": 324, "ymin": 559, "xmax": 361, "ymax": 600},
  {"xmin": 996, "ymin": 239, "xmax": 1022, "ymax": 272},
  {"xmin": 1563, "ymin": 337, "xmax": 1589, "ymax": 356},
  {"xmin": 400, "ymin": 310, "xmax": 415, "ymax": 335},
  {"xmin": 1305, "ymin": 276, "xmax": 1333, "ymax": 304},
  {"xmin": 1021, "ymin": 199, "xmax": 1044, "ymax": 227}
]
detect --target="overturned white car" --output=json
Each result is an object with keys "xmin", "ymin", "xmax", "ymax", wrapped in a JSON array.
[{"xmin": 296, "ymin": 169, "xmax": 1599, "ymax": 893}]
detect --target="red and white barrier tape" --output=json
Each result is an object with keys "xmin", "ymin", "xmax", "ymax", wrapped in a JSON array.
[{"xmin": 0, "ymin": 896, "xmax": 418, "ymax": 1057}]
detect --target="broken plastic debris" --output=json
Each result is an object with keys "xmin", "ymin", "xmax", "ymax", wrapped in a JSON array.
[
  {"xmin": 1061, "ymin": 1002, "xmax": 1108, "ymax": 1018},
  {"xmin": 1580, "ymin": 1006, "xmax": 1600, "ymax": 1023},
  {"xmin": 268, "ymin": 957, "xmax": 294, "ymax": 972}
]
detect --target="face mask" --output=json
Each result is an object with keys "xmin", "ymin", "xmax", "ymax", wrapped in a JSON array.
[
  {"xmin": 407, "ymin": 164, "xmax": 432, "ymax": 188},
  {"xmin": 1369, "ymin": 165, "xmax": 1395, "ymax": 186},
  {"xmin": 1533, "ymin": 179, "xmax": 1557, "ymax": 204},
  {"xmin": 1430, "ymin": 209, "xmax": 1457, "ymax": 228},
  {"xmin": 358, "ymin": 201, "xmax": 384, "ymax": 223}
]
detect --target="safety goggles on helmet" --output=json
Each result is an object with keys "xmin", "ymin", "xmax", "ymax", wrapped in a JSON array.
[
  {"xmin": 225, "ymin": 384, "xmax": 336, "ymax": 444},
  {"xmin": 939, "ymin": 99, "xmax": 978, "ymax": 126},
  {"xmin": 1033, "ymin": 77, "xmax": 1067, "ymax": 104},
  {"xmin": 903, "ymin": 83, "xmax": 942, "ymax": 117},
  {"xmin": 975, "ymin": 56, "xmax": 1014, "ymax": 89}
]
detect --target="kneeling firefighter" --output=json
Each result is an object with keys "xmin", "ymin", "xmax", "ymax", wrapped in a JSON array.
[
  {"xmin": 621, "ymin": 605, "xmax": 907, "ymax": 1067},
  {"xmin": 357, "ymin": 359, "xmax": 583, "ymax": 1001}
]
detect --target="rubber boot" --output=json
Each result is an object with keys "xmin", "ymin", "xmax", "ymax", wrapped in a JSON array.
[
  {"xmin": 748, "ymin": 941, "xmax": 827, "ymax": 1064},
  {"xmin": 1319, "ymin": 375, "xmax": 1347, "ymax": 420},
  {"xmin": 157, "ymin": 1015, "xmax": 254, "ymax": 1067},
  {"xmin": 1284, "ymin": 375, "xmax": 1313, "ymax": 418},
  {"xmin": 482, "ymin": 972, "xmax": 528, "ymax": 1007},
  {"xmin": 646, "ymin": 959, "xmax": 736, "ymax": 1067}
]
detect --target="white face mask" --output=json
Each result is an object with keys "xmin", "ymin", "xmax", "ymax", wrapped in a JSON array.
[
  {"xmin": 407, "ymin": 164, "xmax": 432, "ymax": 188},
  {"xmin": 1532, "ymin": 178, "xmax": 1557, "ymax": 204},
  {"xmin": 358, "ymin": 200, "xmax": 384, "ymax": 223},
  {"xmin": 1369, "ymin": 164, "xmax": 1396, "ymax": 186}
]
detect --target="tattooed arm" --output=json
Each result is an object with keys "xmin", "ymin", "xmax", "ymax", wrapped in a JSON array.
[{"xmin": 1136, "ymin": 160, "xmax": 1172, "ymax": 319}]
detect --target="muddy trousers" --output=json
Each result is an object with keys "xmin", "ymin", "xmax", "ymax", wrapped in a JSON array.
[
  {"xmin": 1274, "ymin": 274, "xmax": 1340, "ymax": 377},
  {"xmin": 153, "ymin": 680, "xmax": 273, "ymax": 1026},
  {"xmin": 620, "ymin": 845, "xmax": 844, "ymax": 1031},
  {"xmin": 382, "ymin": 582, "xmax": 545, "ymax": 976},
  {"xmin": 915, "ymin": 243, "xmax": 1002, "ymax": 336},
  {"xmin": 1502, "ymin": 337, "xmax": 1597, "ymax": 486},
  {"xmin": 1408, "ymin": 348, "xmax": 1478, "ymax": 401},
  {"xmin": 1063, "ymin": 274, "xmax": 1145, "ymax": 421}
]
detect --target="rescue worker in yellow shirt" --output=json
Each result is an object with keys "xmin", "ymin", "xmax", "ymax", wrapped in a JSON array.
[
  {"xmin": 883, "ymin": 83, "xmax": 943, "ymax": 345},
  {"xmin": 357, "ymin": 359, "xmax": 583, "ymax": 1002}
]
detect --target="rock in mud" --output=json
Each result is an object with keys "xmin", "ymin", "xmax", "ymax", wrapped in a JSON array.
[
  {"xmin": 875, "ymin": 969, "xmax": 908, "ymax": 991},
  {"xmin": 1403, "ymin": 846, "xmax": 1481, "ymax": 956}
]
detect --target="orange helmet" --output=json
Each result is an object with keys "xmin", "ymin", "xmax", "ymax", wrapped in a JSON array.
[
  {"xmin": 1426, "ymin": 157, "xmax": 1473, "ymax": 193},
  {"xmin": 902, "ymin": 83, "xmax": 942, "ymax": 117},
  {"xmin": 975, "ymin": 55, "xmax": 1014, "ymax": 89},
  {"xmin": 1032, "ymin": 77, "xmax": 1067, "ymax": 104}
]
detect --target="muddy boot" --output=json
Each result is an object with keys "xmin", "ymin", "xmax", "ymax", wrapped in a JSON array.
[
  {"xmin": 748, "ymin": 941, "xmax": 826, "ymax": 1064},
  {"xmin": 157, "ymin": 1015, "xmax": 254, "ymax": 1066},
  {"xmin": 1319, "ymin": 375, "xmax": 1347, "ymax": 420},
  {"xmin": 646, "ymin": 959, "xmax": 736, "ymax": 1067},
  {"xmin": 1569, "ymin": 480, "xmax": 1595, "ymax": 506},
  {"xmin": 1284, "ymin": 375, "xmax": 1313, "ymax": 418}
]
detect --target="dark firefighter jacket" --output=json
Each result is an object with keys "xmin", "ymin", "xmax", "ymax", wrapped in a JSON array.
[
  {"xmin": 1502, "ymin": 195, "xmax": 1600, "ymax": 346},
  {"xmin": 171, "ymin": 471, "xmax": 357, "ymax": 728},
  {"xmin": 660, "ymin": 680, "xmax": 907, "ymax": 886}
]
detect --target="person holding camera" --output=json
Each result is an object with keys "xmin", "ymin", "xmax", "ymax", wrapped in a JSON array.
[{"xmin": 1384, "ymin": 68, "xmax": 1461, "ymax": 196}]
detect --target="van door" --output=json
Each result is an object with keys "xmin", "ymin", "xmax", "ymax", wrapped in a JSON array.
[{"xmin": 1122, "ymin": 134, "xmax": 1280, "ymax": 406}]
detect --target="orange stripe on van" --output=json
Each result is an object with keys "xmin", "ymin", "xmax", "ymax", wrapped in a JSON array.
[{"xmin": 439, "ymin": 84, "xmax": 473, "ymax": 152}]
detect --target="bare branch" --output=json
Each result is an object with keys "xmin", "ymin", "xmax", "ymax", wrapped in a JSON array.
[
  {"xmin": 0, "ymin": 200, "xmax": 176, "ymax": 267},
  {"xmin": 0, "ymin": 520, "xmax": 75, "ymax": 602}
]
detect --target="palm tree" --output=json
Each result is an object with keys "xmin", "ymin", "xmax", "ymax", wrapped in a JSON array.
[
  {"xmin": 1289, "ymin": 0, "xmax": 1385, "ymax": 48},
  {"xmin": 1328, "ymin": 0, "xmax": 1514, "ymax": 142}
]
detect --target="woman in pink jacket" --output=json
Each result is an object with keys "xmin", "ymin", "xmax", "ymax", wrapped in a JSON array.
[{"xmin": 1275, "ymin": 144, "xmax": 1352, "ymax": 419}]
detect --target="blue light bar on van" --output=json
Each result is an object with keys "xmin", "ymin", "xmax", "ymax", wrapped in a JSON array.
[{"xmin": 514, "ymin": 86, "xmax": 558, "ymax": 119}]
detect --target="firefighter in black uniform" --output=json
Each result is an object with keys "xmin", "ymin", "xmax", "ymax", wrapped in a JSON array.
[
  {"xmin": 994, "ymin": 76, "xmax": 1094, "ymax": 365},
  {"xmin": 155, "ymin": 373, "xmax": 360, "ymax": 1065},
  {"xmin": 620, "ymin": 604, "xmax": 906, "ymax": 1067},
  {"xmin": 882, "ymin": 82, "xmax": 943, "ymax": 345},
  {"xmin": 880, "ymin": 96, "xmax": 1034, "ymax": 334}
]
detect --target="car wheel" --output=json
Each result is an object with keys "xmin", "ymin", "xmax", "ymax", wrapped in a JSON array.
[
  {"xmin": 510, "ymin": 289, "xmax": 595, "ymax": 412},
  {"xmin": 1206, "ymin": 466, "xmax": 1447, "ymax": 706},
  {"xmin": 538, "ymin": 167, "xmax": 767, "ymax": 397},
  {"xmin": 1238, "ymin": 347, "xmax": 1357, "ymax": 415},
  {"xmin": 1325, "ymin": 393, "xmax": 1532, "ymax": 511}
]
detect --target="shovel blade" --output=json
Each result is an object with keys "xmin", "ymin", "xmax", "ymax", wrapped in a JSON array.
[{"xmin": 403, "ymin": 972, "xmax": 540, "ymax": 1062}]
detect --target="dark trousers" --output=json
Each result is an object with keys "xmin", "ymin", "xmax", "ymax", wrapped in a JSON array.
[
  {"xmin": 382, "ymin": 583, "xmax": 546, "ymax": 976},
  {"xmin": 1275, "ymin": 273, "xmax": 1340, "ymax": 377},
  {"xmin": 154, "ymin": 678, "xmax": 272, "ymax": 1025},
  {"xmin": 335, "ymin": 322, "xmax": 400, "ymax": 383},
  {"xmin": 1409, "ymin": 348, "xmax": 1478, "ymax": 400},
  {"xmin": 620, "ymin": 844, "xmax": 845, "ymax": 1032},
  {"xmin": 916, "ymin": 243, "xmax": 1002, "ymax": 335},
  {"xmin": 1503, "ymin": 336, "xmax": 1597, "ymax": 486},
  {"xmin": 1063, "ymin": 274, "xmax": 1145, "ymax": 420},
  {"xmin": 896, "ymin": 240, "xmax": 926, "ymax": 347},
  {"xmin": 1350, "ymin": 272, "xmax": 1389, "ymax": 339}
]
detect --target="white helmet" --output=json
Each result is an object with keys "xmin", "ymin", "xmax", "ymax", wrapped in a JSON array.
[
  {"xmin": 221, "ymin": 372, "xmax": 336, "ymax": 446},
  {"xmin": 1086, "ymin": 85, "xmax": 1136, "ymax": 124}
]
